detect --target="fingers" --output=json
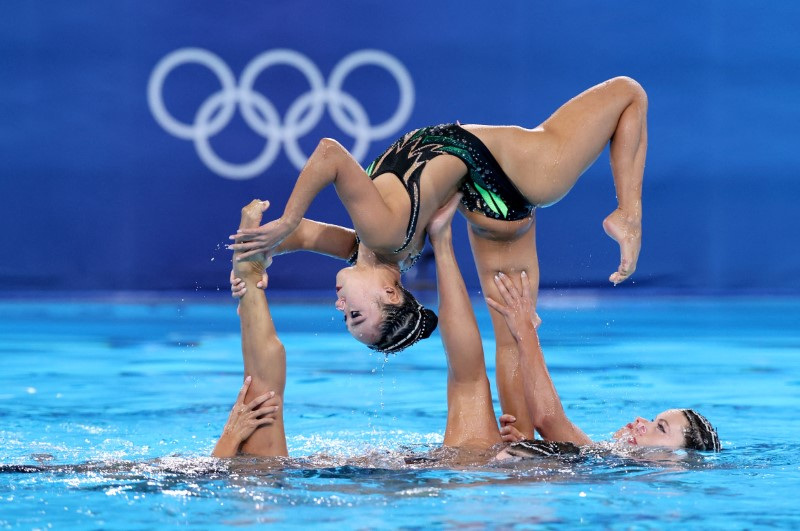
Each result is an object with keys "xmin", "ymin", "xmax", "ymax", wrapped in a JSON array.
[
  {"xmin": 520, "ymin": 270, "xmax": 531, "ymax": 295},
  {"xmin": 235, "ymin": 376, "xmax": 252, "ymax": 406},
  {"xmin": 499, "ymin": 413, "xmax": 517, "ymax": 427},
  {"xmin": 493, "ymin": 273, "xmax": 514, "ymax": 305},
  {"xmin": 233, "ymin": 248, "xmax": 261, "ymax": 261},
  {"xmin": 245, "ymin": 390, "xmax": 276, "ymax": 410},
  {"xmin": 493, "ymin": 272, "xmax": 530, "ymax": 306},
  {"xmin": 229, "ymin": 273, "xmax": 268, "ymax": 297},
  {"xmin": 227, "ymin": 240, "xmax": 261, "ymax": 252},
  {"xmin": 484, "ymin": 296, "xmax": 507, "ymax": 316},
  {"xmin": 228, "ymin": 228, "xmax": 261, "ymax": 240},
  {"xmin": 499, "ymin": 425, "xmax": 525, "ymax": 443},
  {"xmin": 230, "ymin": 273, "xmax": 246, "ymax": 298}
]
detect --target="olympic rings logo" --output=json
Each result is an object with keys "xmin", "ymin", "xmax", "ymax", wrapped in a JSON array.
[{"xmin": 147, "ymin": 48, "xmax": 415, "ymax": 180}]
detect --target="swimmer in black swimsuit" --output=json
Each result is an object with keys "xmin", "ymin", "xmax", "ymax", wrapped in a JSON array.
[
  {"xmin": 230, "ymin": 77, "xmax": 649, "ymax": 443},
  {"xmin": 229, "ymin": 77, "xmax": 647, "ymax": 358}
]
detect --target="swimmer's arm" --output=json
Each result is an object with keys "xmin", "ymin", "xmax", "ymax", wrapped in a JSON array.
[
  {"xmin": 431, "ymin": 194, "xmax": 501, "ymax": 447},
  {"xmin": 231, "ymin": 139, "xmax": 405, "ymax": 259},
  {"xmin": 432, "ymin": 222, "xmax": 485, "ymax": 385},
  {"xmin": 282, "ymin": 139, "xmax": 405, "ymax": 252},
  {"xmin": 514, "ymin": 320, "xmax": 591, "ymax": 445},
  {"xmin": 486, "ymin": 273, "xmax": 591, "ymax": 446},
  {"xmin": 274, "ymin": 218, "xmax": 357, "ymax": 262}
]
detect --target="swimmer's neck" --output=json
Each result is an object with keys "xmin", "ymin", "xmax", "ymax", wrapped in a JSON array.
[{"xmin": 355, "ymin": 243, "xmax": 401, "ymax": 272}]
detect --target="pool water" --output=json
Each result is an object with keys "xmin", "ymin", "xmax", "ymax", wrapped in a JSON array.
[{"xmin": 1, "ymin": 294, "xmax": 799, "ymax": 528}]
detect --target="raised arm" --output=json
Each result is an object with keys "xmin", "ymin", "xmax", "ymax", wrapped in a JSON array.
[
  {"xmin": 429, "ymin": 195, "xmax": 501, "ymax": 448},
  {"xmin": 230, "ymin": 139, "xmax": 406, "ymax": 260},
  {"xmin": 486, "ymin": 272, "xmax": 591, "ymax": 446},
  {"xmin": 275, "ymin": 217, "xmax": 358, "ymax": 261},
  {"xmin": 215, "ymin": 200, "xmax": 288, "ymax": 457}
]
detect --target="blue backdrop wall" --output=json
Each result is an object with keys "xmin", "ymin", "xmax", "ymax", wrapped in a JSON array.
[{"xmin": 2, "ymin": 1, "xmax": 798, "ymax": 294}]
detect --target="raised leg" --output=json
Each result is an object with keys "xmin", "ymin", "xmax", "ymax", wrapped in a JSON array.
[
  {"xmin": 234, "ymin": 200, "xmax": 288, "ymax": 457},
  {"xmin": 470, "ymin": 76, "xmax": 648, "ymax": 283}
]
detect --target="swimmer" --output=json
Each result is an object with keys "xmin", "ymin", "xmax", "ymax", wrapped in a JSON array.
[
  {"xmin": 486, "ymin": 270, "xmax": 721, "ymax": 458},
  {"xmin": 229, "ymin": 77, "xmax": 648, "ymax": 437}
]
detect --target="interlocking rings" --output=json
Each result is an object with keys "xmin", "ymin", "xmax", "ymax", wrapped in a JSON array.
[{"xmin": 147, "ymin": 48, "xmax": 415, "ymax": 180}]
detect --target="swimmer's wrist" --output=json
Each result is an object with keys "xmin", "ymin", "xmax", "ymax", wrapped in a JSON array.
[
  {"xmin": 429, "ymin": 231, "xmax": 452, "ymax": 247},
  {"xmin": 280, "ymin": 212, "xmax": 302, "ymax": 231}
]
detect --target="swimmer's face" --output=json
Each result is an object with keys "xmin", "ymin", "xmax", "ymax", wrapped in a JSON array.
[
  {"xmin": 335, "ymin": 266, "xmax": 398, "ymax": 345},
  {"xmin": 613, "ymin": 409, "xmax": 689, "ymax": 449}
]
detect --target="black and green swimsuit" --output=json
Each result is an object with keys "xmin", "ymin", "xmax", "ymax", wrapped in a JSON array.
[{"xmin": 365, "ymin": 124, "xmax": 534, "ymax": 259}]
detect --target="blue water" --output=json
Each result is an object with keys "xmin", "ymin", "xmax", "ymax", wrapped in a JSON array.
[{"xmin": 1, "ymin": 294, "xmax": 799, "ymax": 529}]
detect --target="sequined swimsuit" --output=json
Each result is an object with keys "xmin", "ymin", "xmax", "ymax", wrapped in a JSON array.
[{"xmin": 364, "ymin": 124, "xmax": 533, "ymax": 268}]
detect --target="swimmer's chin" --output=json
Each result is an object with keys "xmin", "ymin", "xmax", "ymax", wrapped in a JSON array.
[{"xmin": 612, "ymin": 425, "xmax": 637, "ymax": 446}]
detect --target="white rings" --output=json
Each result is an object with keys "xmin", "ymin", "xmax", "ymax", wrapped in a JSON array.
[{"xmin": 147, "ymin": 48, "xmax": 415, "ymax": 180}]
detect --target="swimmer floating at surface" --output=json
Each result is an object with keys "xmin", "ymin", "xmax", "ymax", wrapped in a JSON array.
[
  {"xmin": 229, "ymin": 77, "xmax": 648, "ymax": 438},
  {"xmin": 485, "ymin": 268, "xmax": 721, "ymax": 456},
  {"xmin": 216, "ymin": 198, "xmax": 719, "ymax": 459}
]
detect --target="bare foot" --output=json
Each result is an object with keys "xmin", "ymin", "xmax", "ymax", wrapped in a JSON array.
[
  {"xmin": 602, "ymin": 208, "xmax": 641, "ymax": 285},
  {"xmin": 234, "ymin": 200, "xmax": 270, "ymax": 282}
]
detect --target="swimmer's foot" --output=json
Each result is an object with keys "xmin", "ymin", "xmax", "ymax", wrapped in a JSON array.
[
  {"xmin": 602, "ymin": 208, "xmax": 641, "ymax": 285},
  {"xmin": 234, "ymin": 200, "xmax": 271, "ymax": 282}
]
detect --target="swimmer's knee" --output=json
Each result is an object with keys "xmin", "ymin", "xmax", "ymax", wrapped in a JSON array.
[
  {"xmin": 316, "ymin": 137, "xmax": 347, "ymax": 160},
  {"xmin": 608, "ymin": 76, "xmax": 648, "ymax": 109}
]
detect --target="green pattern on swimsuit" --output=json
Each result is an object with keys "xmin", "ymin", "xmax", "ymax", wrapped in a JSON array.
[
  {"xmin": 422, "ymin": 134, "xmax": 509, "ymax": 218},
  {"xmin": 472, "ymin": 181, "xmax": 508, "ymax": 217}
]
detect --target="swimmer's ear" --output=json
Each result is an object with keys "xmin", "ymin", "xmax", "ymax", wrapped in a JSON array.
[{"xmin": 384, "ymin": 285, "xmax": 402, "ymax": 304}]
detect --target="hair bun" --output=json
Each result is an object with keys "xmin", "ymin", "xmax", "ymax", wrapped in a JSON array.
[{"xmin": 420, "ymin": 308, "xmax": 438, "ymax": 339}]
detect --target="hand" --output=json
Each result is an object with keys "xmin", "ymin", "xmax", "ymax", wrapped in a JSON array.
[
  {"xmin": 426, "ymin": 192, "xmax": 462, "ymax": 243},
  {"xmin": 220, "ymin": 376, "xmax": 281, "ymax": 445},
  {"xmin": 499, "ymin": 413, "xmax": 525, "ymax": 443},
  {"xmin": 485, "ymin": 271, "xmax": 536, "ymax": 340},
  {"xmin": 229, "ymin": 269, "xmax": 268, "ymax": 299},
  {"xmin": 228, "ymin": 214, "xmax": 298, "ymax": 262}
]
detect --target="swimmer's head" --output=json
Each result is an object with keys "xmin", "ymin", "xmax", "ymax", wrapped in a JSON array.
[
  {"xmin": 335, "ymin": 264, "xmax": 437, "ymax": 350},
  {"xmin": 680, "ymin": 408, "xmax": 721, "ymax": 452},
  {"xmin": 369, "ymin": 285, "xmax": 438, "ymax": 353},
  {"xmin": 614, "ymin": 409, "xmax": 720, "ymax": 452}
]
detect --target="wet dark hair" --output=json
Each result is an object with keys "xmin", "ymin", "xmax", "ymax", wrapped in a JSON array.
[
  {"xmin": 681, "ymin": 409, "xmax": 721, "ymax": 452},
  {"xmin": 369, "ymin": 286, "xmax": 438, "ymax": 354}
]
